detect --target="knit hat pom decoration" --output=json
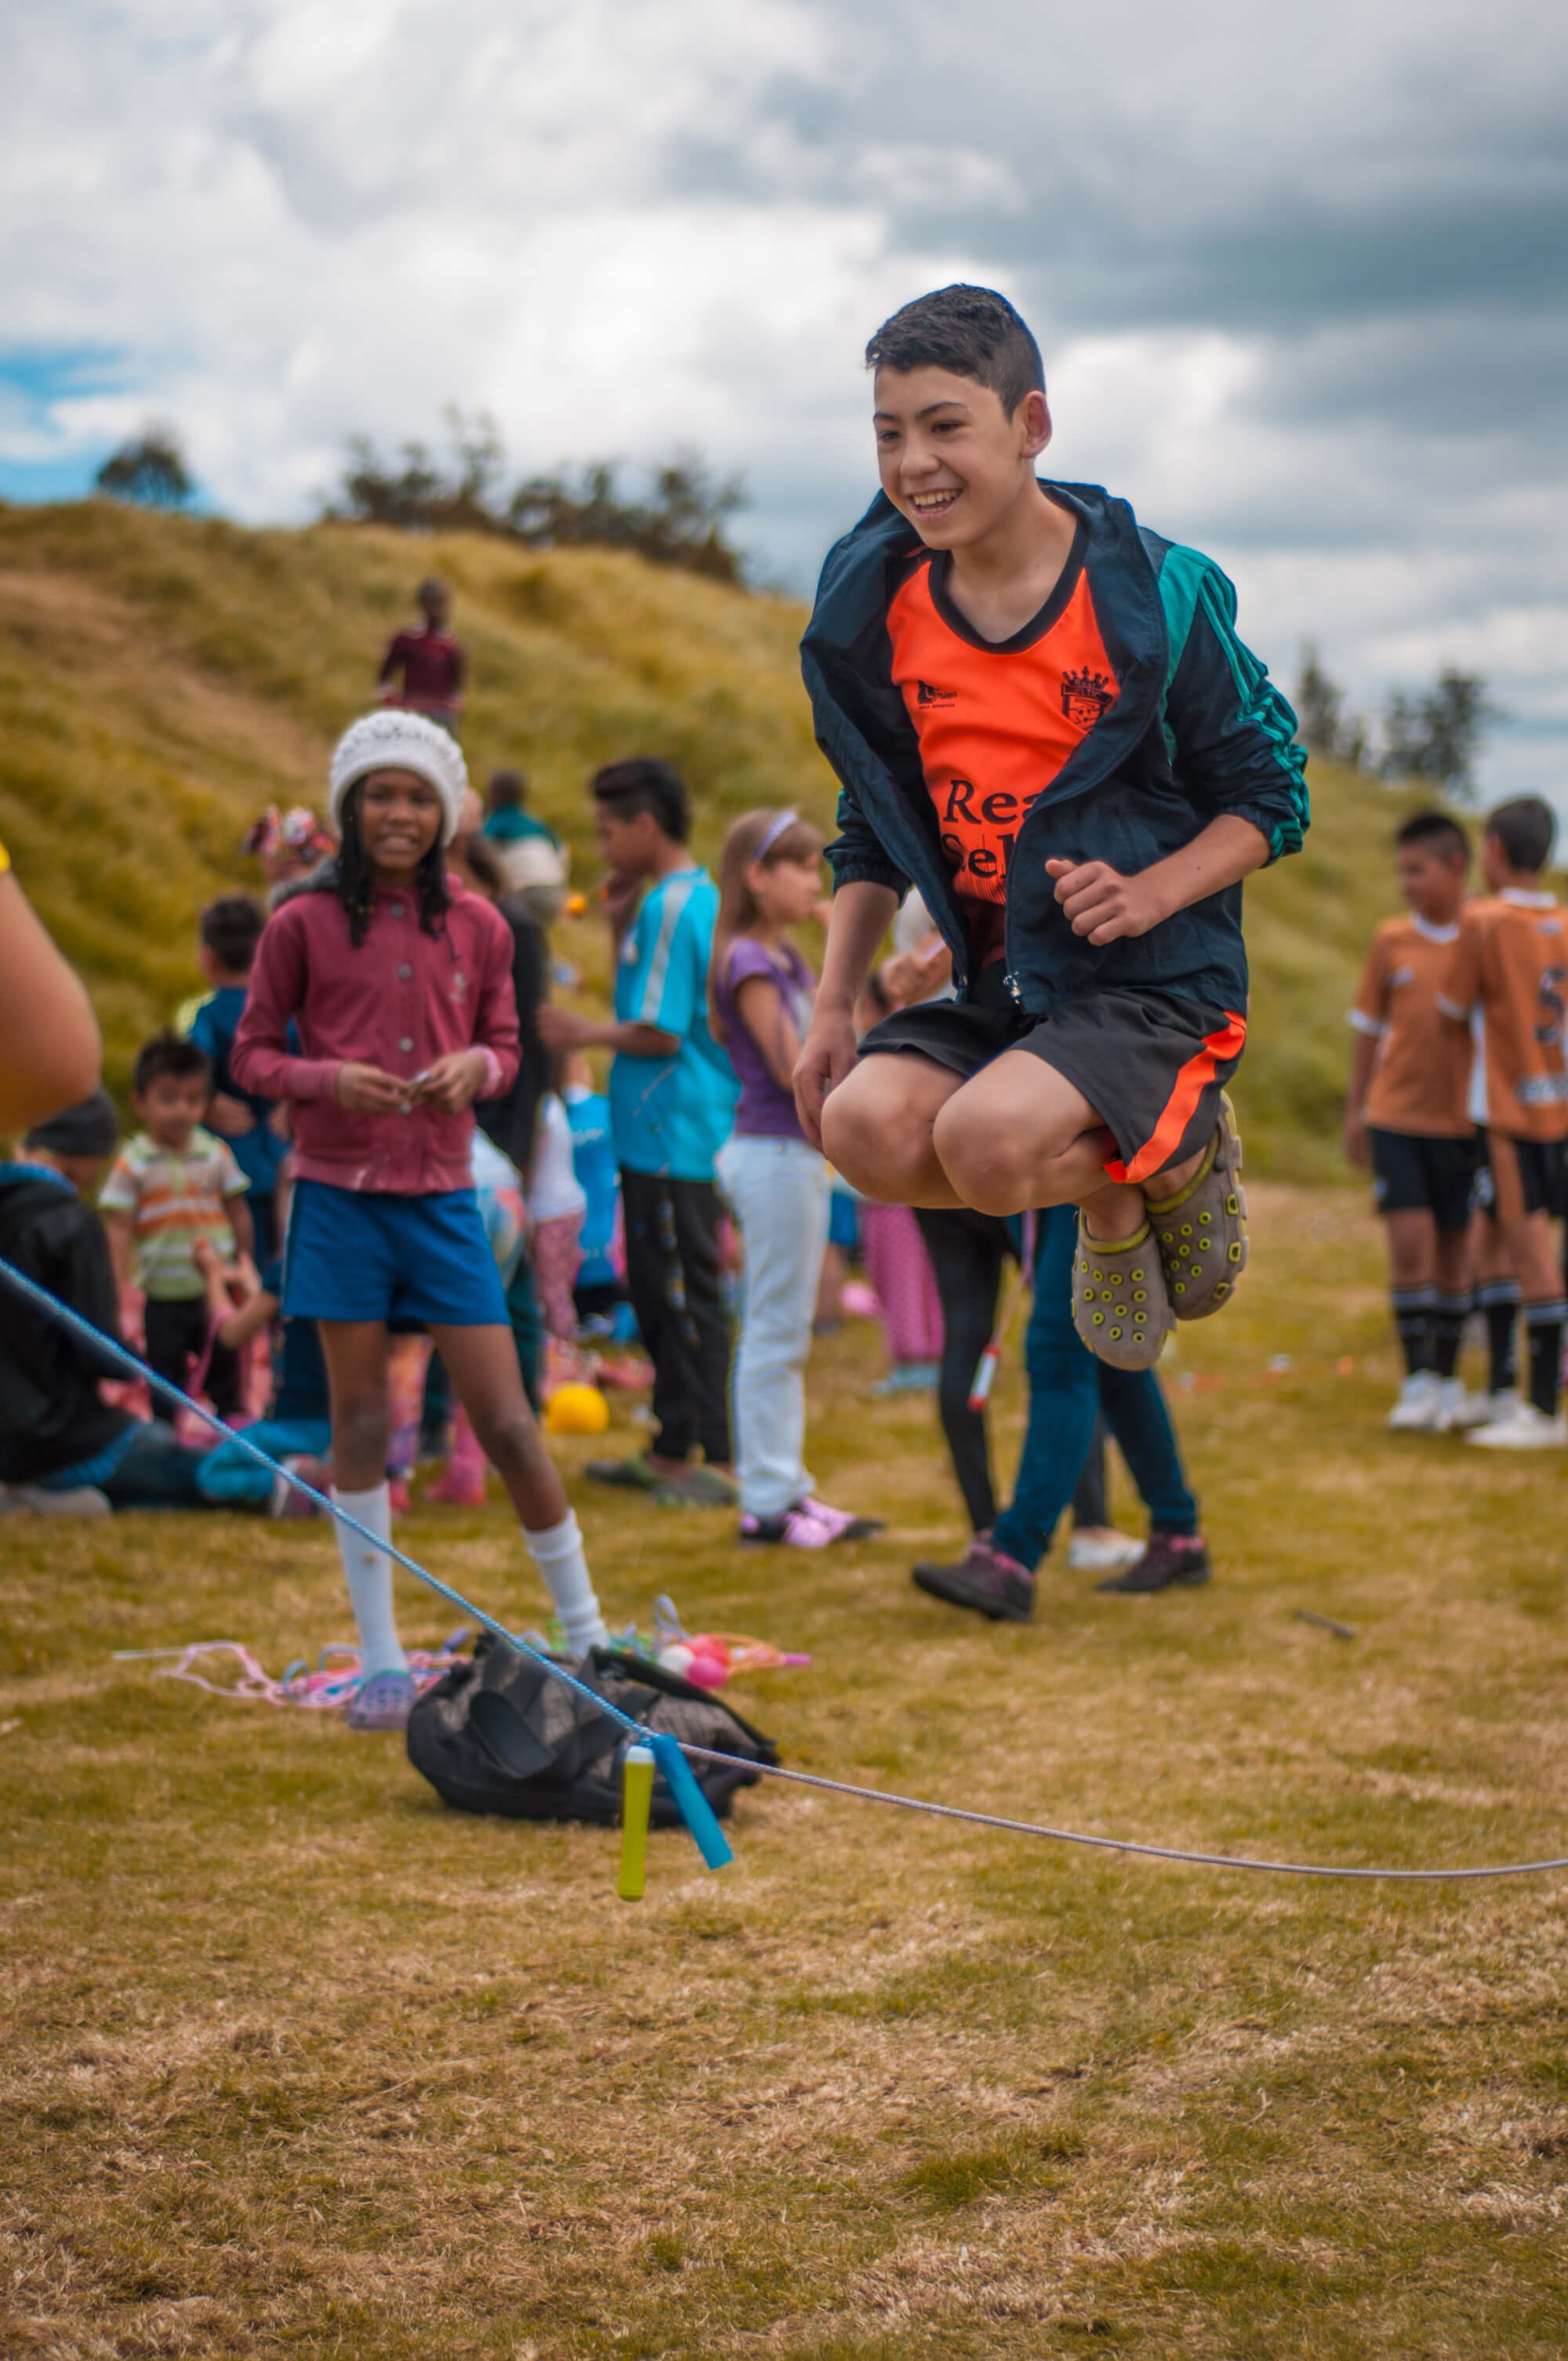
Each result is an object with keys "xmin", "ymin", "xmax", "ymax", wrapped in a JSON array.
[{"xmin": 328, "ymin": 712, "xmax": 470, "ymax": 847}]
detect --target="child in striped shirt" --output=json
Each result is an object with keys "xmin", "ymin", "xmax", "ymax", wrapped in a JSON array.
[{"xmin": 101, "ymin": 1031, "xmax": 252, "ymax": 1418}]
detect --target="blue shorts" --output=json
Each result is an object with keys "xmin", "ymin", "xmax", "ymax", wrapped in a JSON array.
[{"xmin": 283, "ymin": 1180, "xmax": 509, "ymax": 1328}]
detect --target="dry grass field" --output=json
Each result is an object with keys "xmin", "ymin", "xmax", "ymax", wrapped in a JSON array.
[{"xmin": 5, "ymin": 1183, "xmax": 1568, "ymax": 2359}]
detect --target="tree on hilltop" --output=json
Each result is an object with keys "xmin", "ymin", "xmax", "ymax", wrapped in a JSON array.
[
  {"xmin": 94, "ymin": 424, "xmax": 193, "ymax": 509},
  {"xmin": 327, "ymin": 408, "xmax": 748, "ymax": 586}
]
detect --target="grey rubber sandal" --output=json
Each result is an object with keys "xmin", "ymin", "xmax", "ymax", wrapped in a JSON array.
[
  {"xmin": 1070, "ymin": 1216, "xmax": 1173, "ymax": 1370},
  {"xmin": 1146, "ymin": 1091, "xmax": 1247, "ymax": 1320}
]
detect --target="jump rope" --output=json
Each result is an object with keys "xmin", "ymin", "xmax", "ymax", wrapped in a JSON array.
[{"xmin": 7, "ymin": 1248, "xmax": 1568, "ymax": 1887}]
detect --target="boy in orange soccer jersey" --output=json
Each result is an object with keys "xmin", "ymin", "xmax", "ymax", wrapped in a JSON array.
[
  {"xmin": 1345, "ymin": 812, "xmax": 1487, "ymax": 1433},
  {"xmin": 1438, "ymin": 796, "xmax": 1568, "ymax": 1450},
  {"xmin": 795, "ymin": 289, "xmax": 1306, "ymax": 1567}
]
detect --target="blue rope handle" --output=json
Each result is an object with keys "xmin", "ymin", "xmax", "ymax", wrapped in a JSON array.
[{"xmin": 0, "ymin": 1254, "xmax": 731, "ymax": 1869}]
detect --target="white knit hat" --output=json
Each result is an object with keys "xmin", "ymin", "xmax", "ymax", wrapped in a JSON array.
[{"xmin": 328, "ymin": 710, "xmax": 470, "ymax": 846}]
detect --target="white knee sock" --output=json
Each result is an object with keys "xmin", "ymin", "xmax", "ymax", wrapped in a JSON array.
[
  {"xmin": 332, "ymin": 1483, "xmax": 408, "ymax": 1679},
  {"xmin": 524, "ymin": 1509, "xmax": 607, "ymax": 1657}
]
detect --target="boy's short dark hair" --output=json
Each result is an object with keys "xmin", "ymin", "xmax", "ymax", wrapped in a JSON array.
[
  {"xmin": 865, "ymin": 285, "xmax": 1045, "ymax": 418},
  {"xmin": 200, "ymin": 893, "xmax": 266, "ymax": 974},
  {"xmin": 133, "ymin": 1031, "xmax": 210, "ymax": 1096},
  {"xmin": 488, "ymin": 768, "xmax": 526, "ymax": 812},
  {"xmin": 1395, "ymin": 810, "xmax": 1469, "ymax": 865},
  {"xmin": 417, "ymin": 576, "xmax": 448, "ymax": 608},
  {"xmin": 1485, "ymin": 796, "xmax": 1555, "ymax": 874},
  {"xmin": 590, "ymin": 757, "xmax": 691, "ymax": 845}
]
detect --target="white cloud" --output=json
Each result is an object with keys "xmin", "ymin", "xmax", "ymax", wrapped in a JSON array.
[{"xmin": 2, "ymin": 0, "xmax": 1566, "ymax": 801}]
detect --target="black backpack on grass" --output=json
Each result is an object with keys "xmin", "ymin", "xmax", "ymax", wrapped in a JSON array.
[{"xmin": 405, "ymin": 1638, "xmax": 779, "ymax": 1825}]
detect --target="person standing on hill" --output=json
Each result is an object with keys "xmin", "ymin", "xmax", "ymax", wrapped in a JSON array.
[
  {"xmin": 378, "ymin": 577, "xmax": 466, "ymax": 736},
  {"xmin": 537, "ymin": 759, "xmax": 739, "ymax": 1506}
]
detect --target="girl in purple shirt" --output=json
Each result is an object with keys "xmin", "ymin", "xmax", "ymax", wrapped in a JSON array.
[
  {"xmin": 710, "ymin": 810, "xmax": 880, "ymax": 1547},
  {"xmin": 236, "ymin": 713, "xmax": 607, "ymax": 1726}
]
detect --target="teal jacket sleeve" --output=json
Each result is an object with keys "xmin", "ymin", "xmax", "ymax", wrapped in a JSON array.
[{"xmin": 1156, "ymin": 549, "xmax": 1309, "ymax": 865}]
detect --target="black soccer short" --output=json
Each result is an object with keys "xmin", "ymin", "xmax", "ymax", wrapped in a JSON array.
[
  {"xmin": 1367, "ymin": 1128, "xmax": 1479, "ymax": 1232},
  {"xmin": 858, "ymin": 972, "xmax": 1246, "ymax": 1186},
  {"xmin": 1474, "ymin": 1130, "xmax": 1568, "ymax": 1223}
]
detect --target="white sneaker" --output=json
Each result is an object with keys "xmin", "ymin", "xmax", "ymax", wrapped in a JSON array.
[
  {"xmin": 1388, "ymin": 1371, "xmax": 1443, "ymax": 1432},
  {"xmin": 6, "ymin": 1482, "xmax": 113, "ymax": 1515},
  {"xmin": 1433, "ymin": 1378, "xmax": 1494, "ymax": 1432},
  {"xmin": 1466, "ymin": 1402, "xmax": 1568, "ymax": 1451},
  {"xmin": 1067, "ymin": 1528, "xmax": 1144, "ymax": 1574}
]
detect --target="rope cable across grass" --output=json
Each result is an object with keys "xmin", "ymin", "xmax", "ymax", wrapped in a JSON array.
[{"xmin": 6, "ymin": 1251, "xmax": 1568, "ymax": 1887}]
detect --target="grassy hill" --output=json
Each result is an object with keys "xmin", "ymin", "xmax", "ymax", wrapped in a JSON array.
[{"xmin": 0, "ymin": 498, "xmax": 1432, "ymax": 1175}]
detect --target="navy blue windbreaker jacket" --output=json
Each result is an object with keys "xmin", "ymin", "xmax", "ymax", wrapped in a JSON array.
[{"xmin": 800, "ymin": 480, "xmax": 1309, "ymax": 1017}]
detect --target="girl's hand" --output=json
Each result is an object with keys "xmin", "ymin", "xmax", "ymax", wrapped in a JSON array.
[
  {"xmin": 335, "ymin": 1062, "xmax": 415, "ymax": 1115},
  {"xmin": 410, "ymin": 1049, "xmax": 488, "ymax": 1113}
]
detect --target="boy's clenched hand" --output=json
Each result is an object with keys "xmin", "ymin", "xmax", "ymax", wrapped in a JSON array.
[{"xmin": 1045, "ymin": 858, "xmax": 1167, "ymax": 945}]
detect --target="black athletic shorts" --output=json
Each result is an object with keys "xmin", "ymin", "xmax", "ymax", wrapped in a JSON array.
[
  {"xmin": 1474, "ymin": 1130, "xmax": 1568, "ymax": 1222},
  {"xmin": 1368, "ymin": 1127, "xmax": 1479, "ymax": 1230},
  {"xmin": 858, "ymin": 967, "xmax": 1246, "ymax": 1186}
]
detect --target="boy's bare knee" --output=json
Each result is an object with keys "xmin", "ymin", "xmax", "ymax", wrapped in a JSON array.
[
  {"xmin": 822, "ymin": 1081, "xmax": 898, "ymax": 1195},
  {"xmin": 934, "ymin": 1106, "xmax": 1031, "ymax": 1216}
]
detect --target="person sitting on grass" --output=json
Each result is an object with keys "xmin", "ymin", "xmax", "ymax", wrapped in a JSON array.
[
  {"xmin": 100, "ymin": 1033, "xmax": 254, "ymax": 1422},
  {"xmin": 189, "ymin": 1233, "xmax": 333, "ymax": 1516},
  {"xmin": 795, "ymin": 286, "xmax": 1308, "ymax": 1534},
  {"xmin": 233, "ymin": 710, "xmax": 609, "ymax": 1729},
  {"xmin": 0, "ymin": 1091, "xmax": 206, "ymax": 1515}
]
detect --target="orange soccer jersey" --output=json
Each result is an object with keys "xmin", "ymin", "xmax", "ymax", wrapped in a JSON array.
[
  {"xmin": 1350, "ymin": 914, "xmax": 1474, "ymax": 1137},
  {"xmin": 1439, "ymin": 891, "xmax": 1568, "ymax": 1142},
  {"xmin": 884, "ymin": 543, "xmax": 1120, "ymax": 963}
]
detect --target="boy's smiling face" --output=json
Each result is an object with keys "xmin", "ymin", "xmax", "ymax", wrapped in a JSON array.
[
  {"xmin": 135, "ymin": 1073, "xmax": 209, "ymax": 1153},
  {"xmin": 873, "ymin": 365, "xmax": 1051, "ymax": 550}
]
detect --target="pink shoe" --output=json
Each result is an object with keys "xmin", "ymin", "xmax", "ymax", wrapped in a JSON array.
[
  {"xmin": 425, "ymin": 1469, "xmax": 488, "ymax": 1508},
  {"xmin": 739, "ymin": 1498, "xmax": 884, "ymax": 1547},
  {"xmin": 387, "ymin": 1479, "xmax": 411, "ymax": 1515}
]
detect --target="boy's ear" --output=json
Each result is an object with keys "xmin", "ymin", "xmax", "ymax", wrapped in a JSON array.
[{"xmin": 1015, "ymin": 387, "xmax": 1052, "ymax": 461}]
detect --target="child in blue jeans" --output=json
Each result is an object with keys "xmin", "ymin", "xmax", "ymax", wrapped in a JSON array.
[{"xmin": 913, "ymin": 1203, "xmax": 1207, "ymax": 1618}]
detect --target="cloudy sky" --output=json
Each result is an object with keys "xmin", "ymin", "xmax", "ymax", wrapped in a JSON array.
[{"xmin": 3, "ymin": 0, "xmax": 1565, "ymax": 799}]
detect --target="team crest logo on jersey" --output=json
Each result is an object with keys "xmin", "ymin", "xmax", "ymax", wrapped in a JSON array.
[
  {"xmin": 1061, "ymin": 667, "xmax": 1115, "ymax": 727},
  {"xmin": 916, "ymin": 680, "xmax": 956, "ymax": 706}
]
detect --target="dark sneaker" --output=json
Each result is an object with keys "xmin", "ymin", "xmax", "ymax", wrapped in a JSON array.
[
  {"xmin": 1096, "ymin": 1533, "xmax": 1211, "ymax": 1593},
  {"xmin": 913, "ymin": 1536, "xmax": 1035, "ymax": 1622}
]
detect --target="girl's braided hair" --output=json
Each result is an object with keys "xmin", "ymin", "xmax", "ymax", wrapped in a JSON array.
[{"xmin": 334, "ymin": 779, "xmax": 452, "ymax": 947}]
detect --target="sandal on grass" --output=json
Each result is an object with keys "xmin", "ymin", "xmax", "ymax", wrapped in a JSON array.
[
  {"xmin": 1071, "ymin": 1216, "xmax": 1173, "ymax": 1371},
  {"xmin": 652, "ymin": 1464, "xmax": 739, "ymax": 1508},
  {"xmin": 584, "ymin": 1452, "xmax": 665, "ymax": 1491},
  {"xmin": 1146, "ymin": 1091, "xmax": 1247, "ymax": 1320}
]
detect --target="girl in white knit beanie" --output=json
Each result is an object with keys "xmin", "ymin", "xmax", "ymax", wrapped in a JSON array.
[{"xmin": 232, "ymin": 714, "xmax": 608, "ymax": 1728}]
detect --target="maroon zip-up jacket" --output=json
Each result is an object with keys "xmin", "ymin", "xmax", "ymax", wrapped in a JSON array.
[{"xmin": 234, "ymin": 876, "xmax": 520, "ymax": 1196}]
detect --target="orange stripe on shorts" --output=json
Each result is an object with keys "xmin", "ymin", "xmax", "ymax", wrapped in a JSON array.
[{"xmin": 1103, "ymin": 1012, "xmax": 1247, "ymax": 1187}]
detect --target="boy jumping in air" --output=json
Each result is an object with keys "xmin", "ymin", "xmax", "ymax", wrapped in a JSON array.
[
  {"xmin": 1439, "ymin": 796, "xmax": 1568, "ymax": 1451},
  {"xmin": 796, "ymin": 285, "xmax": 1308, "ymax": 1412},
  {"xmin": 1345, "ymin": 812, "xmax": 1486, "ymax": 1434}
]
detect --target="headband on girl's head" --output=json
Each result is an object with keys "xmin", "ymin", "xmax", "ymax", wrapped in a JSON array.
[{"xmin": 753, "ymin": 808, "xmax": 799, "ymax": 860}]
